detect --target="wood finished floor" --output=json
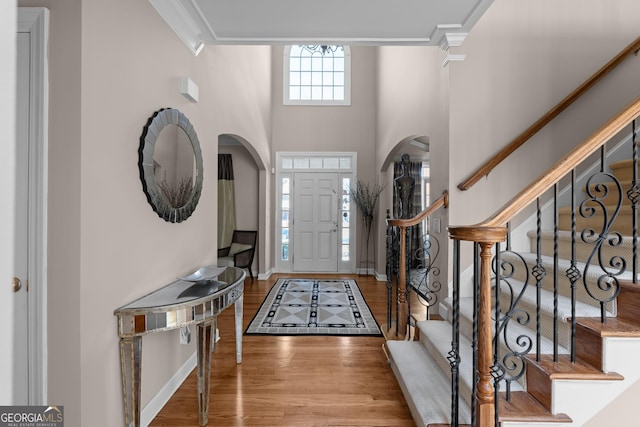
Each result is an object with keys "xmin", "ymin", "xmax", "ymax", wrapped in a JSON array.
[{"xmin": 150, "ymin": 273, "xmax": 418, "ymax": 426}]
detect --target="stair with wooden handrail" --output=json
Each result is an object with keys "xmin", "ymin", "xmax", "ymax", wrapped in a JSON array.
[
  {"xmin": 458, "ymin": 36, "xmax": 640, "ymax": 192},
  {"xmin": 386, "ymin": 98, "xmax": 640, "ymax": 426}
]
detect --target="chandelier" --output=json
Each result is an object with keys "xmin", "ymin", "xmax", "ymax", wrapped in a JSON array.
[{"xmin": 301, "ymin": 45, "xmax": 343, "ymax": 55}]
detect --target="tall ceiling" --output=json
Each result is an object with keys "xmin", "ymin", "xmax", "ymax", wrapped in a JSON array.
[{"xmin": 149, "ymin": 0, "xmax": 494, "ymax": 55}]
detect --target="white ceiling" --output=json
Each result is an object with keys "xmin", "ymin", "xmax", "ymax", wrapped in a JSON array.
[{"xmin": 149, "ymin": 0, "xmax": 494, "ymax": 55}]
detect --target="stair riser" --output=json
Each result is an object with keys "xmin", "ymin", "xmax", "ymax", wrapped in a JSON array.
[
  {"xmin": 574, "ymin": 323, "xmax": 604, "ymax": 369},
  {"xmin": 437, "ymin": 305, "xmax": 530, "ymax": 391},
  {"xmin": 559, "ymin": 209, "xmax": 638, "ymax": 236},
  {"xmin": 496, "ymin": 292, "xmax": 573, "ymax": 352},
  {"xmin": 609, "ymin": 159, "xmax": 639, "ymax": 182},
  {"xmin": 617, "ymin": 281, "xmax": 640, "ymax": 323},
  {"xmin": 419, "ymin": 328, "xmax": 475, "ymax": 406},
  {"xmin": 501, "ymin": 256, "xmax": 616, "ymax": 314},
  {"xmin": 585, "ymin": 180, "xmax": 638, "ymax": 207}
]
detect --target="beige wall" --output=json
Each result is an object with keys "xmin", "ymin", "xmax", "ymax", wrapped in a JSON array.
[
  {"xmin": 584, "ymin": 377, "xmax": 640, "ymax": 426},
  {"xmin": 448, "ymin": 0, "xmax": 640, "ymax": 228},
  {"xmin": 444, "ymin": 0, "xmax": 640, "ymax": 282},
  {"xmin": 375, "ymin": 45, "xmax": 450, "ymax": 280},
  {"xmin": 375, "ymin": 46, "xmax": 445, "ymax": 171},
  {"xmin": 18, "ymin": 0, "xmax": 271, "ymax": 425},
  {"xmin": 271, "ymin": 46, "xmax": 377, "ymax": 270}
]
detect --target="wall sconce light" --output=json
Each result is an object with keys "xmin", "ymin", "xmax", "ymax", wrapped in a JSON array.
[{"xmin": 180, "ymin": 76, "xmax": 199, "ymax": 103}]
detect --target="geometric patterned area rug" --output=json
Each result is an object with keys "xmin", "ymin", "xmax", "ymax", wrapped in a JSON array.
[{"xmin": 244, "ymin": 278, "xmax": 382, "ymax": 336}]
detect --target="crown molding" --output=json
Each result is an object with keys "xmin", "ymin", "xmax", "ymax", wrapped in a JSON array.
[
  {"xmin": 149, "ymin": 0, "xmax": 205, "ymax": 56},
  {"xmin": 442, "ymin": 54, "xmax": 467, "ymax": 67},
  {"xmin": 438, "ymin": 32, "xmax": 468, "ymax": 51},
  {"xmin": 149, "ymin": 0, "xmax": 493, "ymax": 53}
]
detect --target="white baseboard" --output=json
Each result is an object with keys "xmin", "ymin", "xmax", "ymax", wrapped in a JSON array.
[
  {"xmin": 140, "ymin": 352, "xmax": 197, "ymax": 427},
  {"xmin": 257, "ymin": 268, "xmax": 272, "ymax": 281}
]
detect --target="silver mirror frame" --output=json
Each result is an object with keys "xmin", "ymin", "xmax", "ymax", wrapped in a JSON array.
[{"xmin": 139, "ymin": 108, "xmax": 203, "ymax": 223}]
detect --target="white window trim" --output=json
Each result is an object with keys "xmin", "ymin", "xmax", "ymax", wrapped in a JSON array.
[{"xmin": 283, "ymin": 45, "xmax": 352, "ymax": 106}]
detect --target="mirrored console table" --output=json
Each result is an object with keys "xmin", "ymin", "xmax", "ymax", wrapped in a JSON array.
[{"xmin": 114, "ymin": 266, "xmax": 245, "ymax": 427}]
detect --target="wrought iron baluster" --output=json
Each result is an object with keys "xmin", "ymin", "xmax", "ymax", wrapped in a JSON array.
[
  {"xmin": 631, "ymin": 120, "xmax": 639, "ymax": 284},
  {"xmin": 491, "ymin": 243, "xmax": 531, "ymax": 406},
  {"xmin": 535, "ymin": 198, "xmax": 544, "ymax": 361},
  {"xmin": 385, "ymin": 210, "xmax": 393, "ymax": 332},
  {"xmin": 449, "ymin": 239, "xmax": 461, "ymax": 426},
  {"xmin": 567, "ymin": 170, "xmax": 581, "ymax": 363},
  {"xmin": 580, "ymin": 145, "xmax": 624, "ymax": 323},
  {"xmin": 553, "ymin": 184, "xmax": 559, "ymax": 362},
  {"xmin": 408, "ymin": 229, "xmax": 441, "ymax": 318},
  {"xmin": 492, "ymin": 242, "xmax": 502, "ymax": 426},
  {"xmin": 472, "ymin": 243, "xmax": 479, "ymax": 427}
]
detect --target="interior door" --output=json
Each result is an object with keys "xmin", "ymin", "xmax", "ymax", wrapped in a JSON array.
[
  {"xmin": 293, "ymin": 172, "xmax": 339, "ymax": 272},
  {"xmin": 14, "ymin": 30, "xmax": 30, "ymax": 404}
]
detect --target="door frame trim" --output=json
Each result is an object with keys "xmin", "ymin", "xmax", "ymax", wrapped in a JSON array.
[
  {"xmin": 18, "ymin": 7, "xmax": 49, "ymax": 405},
  {"xmin": 274, "ymin": 152, "xmax": 357, "ymax": 273}
]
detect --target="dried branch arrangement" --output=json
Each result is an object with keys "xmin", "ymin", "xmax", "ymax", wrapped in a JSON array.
[
  {"xmin": 350, "ymin": 179, "xmax": 386, "ymax": 218},
  {"xmin": 158, "ymin": 177, "xmax": 194, "ymax": 208}
]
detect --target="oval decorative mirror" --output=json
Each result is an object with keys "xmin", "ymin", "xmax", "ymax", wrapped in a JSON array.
[{"xmin": 139, "ymin": 108, "xmax": 203, "ymax": 223}]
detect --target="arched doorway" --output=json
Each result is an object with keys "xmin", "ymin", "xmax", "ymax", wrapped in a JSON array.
[{"xmin": 218, "ymin": 134, "xmax": 267, "ymax": 278}]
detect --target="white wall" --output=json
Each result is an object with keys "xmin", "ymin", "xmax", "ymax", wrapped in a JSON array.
[{"xmin": 0, "ymin": 0, "xmax": 17, "ymax": 405}]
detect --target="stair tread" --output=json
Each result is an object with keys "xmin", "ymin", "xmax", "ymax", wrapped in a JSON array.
[
  {"xmin": 576, "ymin": 316, "xmax": 640, "ymax": 337},
  {"xmin": 525, "ymin": 354, "xmax": 624, "ymax": 380},
  {"xmin": 425, "ymin": 392, "xmax": 573, "ymax": 425},
  {"xmin": 387, "ymin": 340, "xmax": 471, "ymax": 425}
]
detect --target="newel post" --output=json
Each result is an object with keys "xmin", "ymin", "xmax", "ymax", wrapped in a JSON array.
[
  {"xmin": 449, "ymin": 225, "xmax": 507, "ymax": 427},
  {"xmin": 476, "ymin": 240, "xmax": 497, "ymax": 426}
]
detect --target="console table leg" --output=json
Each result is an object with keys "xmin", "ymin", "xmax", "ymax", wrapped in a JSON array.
[
  {"xmin": 197, "ymin": 321, "xmax": 213, "ymax": 426},
  {"xmin": 119, "ymin": 336, "xmax": 141, "ymax": 427},
  {"xmin": 235, "ymin": 294, "xmax": 243, "ymax": 364}
]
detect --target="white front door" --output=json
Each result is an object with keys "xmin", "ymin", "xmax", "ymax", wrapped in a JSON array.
[
  {"xmin": 293, "ymin": 172, "xmax": 339, "ymax": 272},
  {"xmin": 14, "ymin": 30, "xmax": 30, "ymax": 404}
]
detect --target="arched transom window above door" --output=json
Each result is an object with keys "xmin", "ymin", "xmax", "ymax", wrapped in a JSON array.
[{"xmin": 283, "ymin": 45, "xmax": 351, "ymax": 106}]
